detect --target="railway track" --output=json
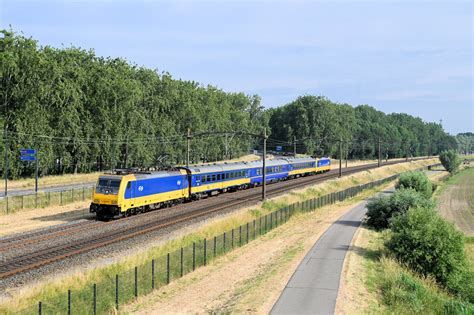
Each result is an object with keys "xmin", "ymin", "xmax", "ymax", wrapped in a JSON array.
[{"xmin": 0, "ymin": 158, "xmax": 429, "ymax": 280}]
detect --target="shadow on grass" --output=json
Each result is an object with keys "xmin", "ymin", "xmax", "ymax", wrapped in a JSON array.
[{"xmin": 32, "ymin": 208, "xmax": 93, "ymax": 222}]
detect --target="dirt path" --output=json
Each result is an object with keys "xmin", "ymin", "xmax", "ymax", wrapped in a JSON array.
[{"xmin": 436, "ymin": 168, "xmax": 474, "ymax": 236}]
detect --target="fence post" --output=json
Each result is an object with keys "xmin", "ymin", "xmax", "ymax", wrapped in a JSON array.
[
  {"xmin": 60, "ymin": 191, "xmax": 63, "ymax": 205},
  {"xmin": 35, "ymin": 193, "xmax": 38, "ymax": 208},
  {"xmin": 253, "ymin": 220, "xmax": 256, "ymax": 240},
  {"xmin": 38, "ymin": 301, "xmax": 42, "ymax": 315},
  {"xmin": 134, "ymin": 266, "xmax": 138, "ymax": 298},
  {"xmin": 270, "ymin": 212, "xmax": 273, "ymax": 229},
  {"xmin": 180, "ymin": 247, "xmax": 184, "ymax": 277},
  {"xmin": 151, "ymin": 259, "xmax": 155, "ymax": 289},
  {"xmin": 115, "ymin": 274, "xmax": 119, "ymax": 311},
  {"xmin": 265, "ymin": 215, "xmax": 268, "ymax": 233},
  {"xmin": 213, "ymin": 236, "xmax": 217, "ymax": 257},
  {"xmin": 231, "ymin": 229, "xmax": 234, "ymax": 248},
  {"xmin": 47, "ymin": 191, "xmax": 51, "ymax": 206},
  {"xmin": 239, "ymin": 225, "xmax": 242, "ymax": 246},
  {"xmin": 192, "ymin": 242, "xmax": 196, "ymax": 271},
  {"xmin": 246, "ymin": 222, "xmax": 249, "ymax": 243},
  {"xmin": 82, "ymin": 187, "xmax": 85, "ymax": 201},
  {"xmin": 67, "ymin": 289, "xmax": 71, "ymax": 315},
  {"xmin": 21, "ymin": 195, "xmax": 24, "ymax": 209},
  {"xmin": 93, "ymin": 283, "xmax": 97, "ymax": 315},
  {"xmin": 166, "ymin": 253, "xmax": 170, "ymax": 284},
  {"xmin": 223, "ymin": 232, "xmax": 226, "ymax": 252},
  {"xmin": 259, "ymin": 216, "xmax": 263, "ymax": 235},
  {"xmin": 204, "ymin": 238, "xmax": 207, "ymax": 266}
]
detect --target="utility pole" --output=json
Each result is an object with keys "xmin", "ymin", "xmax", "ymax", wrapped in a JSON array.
[
  {"xmin": 339, "ymin": 137, "xmax": 342, "ymax": 178},
  {"xmin": 186, "ymin": 128, "xmax": 191, "ymax": 167},
  {"xmin": 35, "ymin": 148, "xmax": 39, "ymax": 193},
  {"xmin": 262, "ymin": 128, "xmax": 267, "ymax": 201},
  {"xmin": 378, "ymin": 137, "xmax": 381, "ymax": 167},
  {"xmin": 3, "ymin": 126, "xmax": 7, "ymax": 198},
  {"xmin": 293, "ymin": 136, "xmax": 297, "ymax": 157}
]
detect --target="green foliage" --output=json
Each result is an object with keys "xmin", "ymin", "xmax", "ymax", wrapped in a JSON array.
[
  {"xmin": 386, "ymin": 207, "xmax": 467, "ymax": 293},
  {"xmin": 0, "ymin": 30, "xmax": 266, "ymax": 178},
  {"xmin": 366, "ymin": 189, "xmax": 434, "ymax": 230},
  {"xmin": 439, "ymin": 150, "xmax": 462, "ymax": 173},
  {"xmin": 379, "ymin": 266, "xmax": 474, "ymax": 314},
  {"xmin": 455, "ymin": 132, "xmax": 474, "ymax": 154},
  {"xmin": 395, "ymin": 171, "xmax": 432, "ymax": 198},
  {"xmin": 269, "ymin": 97, "xmax": 457, "ymax": 159}
]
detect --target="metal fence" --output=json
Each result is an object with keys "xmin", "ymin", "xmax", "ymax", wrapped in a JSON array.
[
  {"xmin": 0, "ymin": 186, "xmax": 94, "ymax": 215},
  {"xmin": 12, "ymin": 170, "xmax": 412, "ymax": 315}
]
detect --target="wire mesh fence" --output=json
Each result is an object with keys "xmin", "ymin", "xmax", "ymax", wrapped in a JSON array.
[
  {"xmin": 0, "ymin": 186, "xmax": 94, "ymax": 215},
  {"xmin": 12, "ymin": 165, "xmax": 439, "ymax": 315}
]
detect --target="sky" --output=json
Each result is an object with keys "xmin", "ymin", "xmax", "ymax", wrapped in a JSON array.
[{"xmin": 1, "ymin": 0, "xmax": 472, "ymax": 134}]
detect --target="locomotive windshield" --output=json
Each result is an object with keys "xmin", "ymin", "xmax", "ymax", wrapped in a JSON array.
[{"xmin": 96, "ymin": 178, "xmax": 121, "ymax": 195}]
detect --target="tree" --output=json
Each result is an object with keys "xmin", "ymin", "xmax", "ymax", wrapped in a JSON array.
[{"xmin": 439, "ymin": 150, "xmax": 461, "ymax": 173}]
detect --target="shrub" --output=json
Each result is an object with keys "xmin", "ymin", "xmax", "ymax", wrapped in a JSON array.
[
  {"xmin": 439, "ymin": 150, "xmax": 461, "ymax": 173},
  {"xmin": 386, "ymin": 207, "xmax": 466, "ymax": 290},
  {"xmin": 366, "ymin": 189, "xmax": 434, "ymax": 230},
  {"xmin": 395, "ymin": 172, "xmax": 432, "ymax": 198}
]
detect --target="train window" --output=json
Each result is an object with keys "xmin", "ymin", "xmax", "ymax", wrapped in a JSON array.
[
  {"xmin": 201, "ymin": 176, "xmax": 206, "ymax": 183},
  {"xmin": 241, "ymin": 171, "xmax": 245, "ymax": 177},
  {"xmin": 212, "ymin": 175, "xmax": 216, "ymax": 181},
  {"xmin": 217, "ymin": 174, "xmax": 221, "ymax": 180},
  {"xmin": 206, "ymin": 175, "xmax": 211, "ymax": 182},
  {"xmin": 127, "ymin": 182, "xmax": 131, "ymax": 189}
]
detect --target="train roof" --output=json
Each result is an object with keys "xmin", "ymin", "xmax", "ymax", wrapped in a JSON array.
[
  {"xmin": 101, "ymin": 169, "xmax": 184, "ymax": 179},
  {"xmin": 283, "ymin": 157, "xmax": 316, "ymax": 163}
]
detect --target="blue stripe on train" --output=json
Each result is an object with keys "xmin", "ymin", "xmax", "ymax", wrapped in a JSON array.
[{"xmin": 124, "ymin": 175, "xmax": 188, "ymax": 199}]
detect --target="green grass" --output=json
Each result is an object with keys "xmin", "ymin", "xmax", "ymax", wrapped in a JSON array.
[{"xmin": 363, "ymin": 228, "xmax": 474, "ymax": 314}]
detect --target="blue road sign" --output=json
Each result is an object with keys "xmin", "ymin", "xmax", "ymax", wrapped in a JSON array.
[
  {"xmin": 20, "ymin": 149, "xmax": 36, "ymax": 155},
  {"xmin": 20, "ymin": 155, "xmax": 36, "ymax": 161},
  {"xmin": 276, "ymin": 146, "xmax": 283, "ymax": 151}
]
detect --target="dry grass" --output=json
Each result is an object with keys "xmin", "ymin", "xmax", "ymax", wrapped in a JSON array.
[
  {"xmin": 0, "ymin": 158, "xmax": 438, "ymax": 312},
  {"xmin": 0, "ymin": 201, "xmax": 91, "ymax": 237},
  {"xmin": 436, "ymin": 167, "xmax": 474, "ymax": 236},
  {"xmin": 0, "ymin": 172, "xmax": 99, "ymax": 191}
]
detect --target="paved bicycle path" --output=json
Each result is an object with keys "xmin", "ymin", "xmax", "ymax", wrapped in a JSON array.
[{"xmin": 271, "ymin": 189, "xmax": 393, "ymax": 315}]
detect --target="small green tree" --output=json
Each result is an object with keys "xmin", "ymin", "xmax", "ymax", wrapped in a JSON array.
[
  {"xmin": 386, "ymin": 207, "xmax": 466, "ymax": 289},
  {"xmin": 439, "ymin": 150, "xmax": 461, "ymax": 173},
  {"xmin": 395, "ymin": 171, "xmax": 432, "ymax": 198},
  {"xmin": 366, "ymin": 189, "xmax": 434, "ymax": 230}
]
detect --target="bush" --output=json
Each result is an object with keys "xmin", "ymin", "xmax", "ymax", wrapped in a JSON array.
[
  {"xmin": 395, "ymin": 172, "xmax": 432, "ymax": 198},
  {"xmin": 386, "ymin": 207, "xmax": 466, "ymax": 291},
  {"xmin": 439, "ymin": 150, "xmax": 462, "ymax": 173},
  {"xmin": 366, "ymin": 189, "xmax": 434, "ymax": 230}
]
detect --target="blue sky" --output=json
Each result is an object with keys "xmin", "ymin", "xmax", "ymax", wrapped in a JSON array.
[{"xmin": 1, "ymin": 0, "xmax": 472, "ymax": 134}]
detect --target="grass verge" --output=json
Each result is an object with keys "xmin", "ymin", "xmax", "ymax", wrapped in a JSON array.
[{"xmin": 360, "ymin": 227, "xmax": 474, "ymax": 314}]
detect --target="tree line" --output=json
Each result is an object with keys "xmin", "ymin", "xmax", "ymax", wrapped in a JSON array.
[
  {"xmin": 0, "ymin": 30, "xmax": 458, "ymax": 179},
  {"xmin": 269, "ymin": 96, "xmax": 457, "ymax": 159}
]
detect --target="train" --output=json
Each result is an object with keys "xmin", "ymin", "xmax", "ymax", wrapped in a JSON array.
[{"xmin": 90, "ymin": 157, "xmax": 331, "ymax": 220}]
